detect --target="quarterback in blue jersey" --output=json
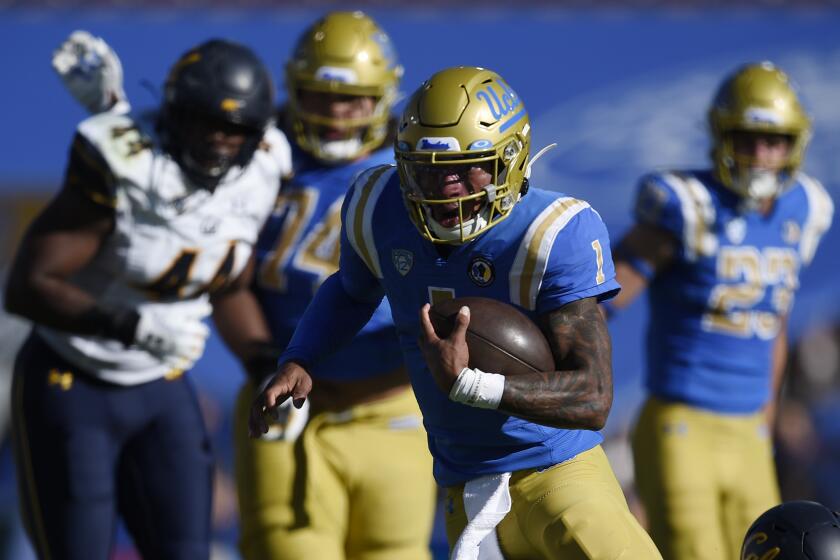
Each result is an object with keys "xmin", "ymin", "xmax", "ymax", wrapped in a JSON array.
[
  {"xmin": 51, "ymin": 14, "xmax": 435, "ymax": 560},
  {"xmin": 252, "ymin": 66, "xmax": 662, "ymax": 559},
  {"xmin": 607, "ymin": 62, "xmax": 834, "ymax": 560}
]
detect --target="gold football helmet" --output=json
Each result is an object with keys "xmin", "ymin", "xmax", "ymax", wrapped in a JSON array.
[
  {"xmin": 709, "ymin": 62, "xmax": 811, "ymax": 199},
  {"xmin": 285, "ymin": 11, "xmax": 403, "ymax": 162},
  {"xmin": 395, "ymin": 66, "xmax": 531, "ymax": 244}
]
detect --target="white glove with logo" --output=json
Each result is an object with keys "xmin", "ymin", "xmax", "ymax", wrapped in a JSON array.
[
  {"xmin": 134, "ymin": 302, "xmax": 211, "ymax": 373},
  {"xmin": 51, "ymin": 30, "xmax": 129, "ymax": 114}
]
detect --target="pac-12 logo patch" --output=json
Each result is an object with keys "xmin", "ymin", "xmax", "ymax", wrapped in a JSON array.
[
  {"xmin": 468, "ymin": 256, "xmax": 495, "ymax": 287},
  {"xmin": 392, "ymin": 249, "xmax": 414, "ymax": 276}
]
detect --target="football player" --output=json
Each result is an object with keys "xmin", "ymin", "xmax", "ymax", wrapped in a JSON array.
[
  {"xmin": 606, "ymin": 62, "xmax": 834, "ymax": 560},
  {"xmin": 252, "ymin": 66, "xmax": 663, "ymax": 559},
  {"xmin": 741, "ymin": 501, "xmax": 840, "ymax": 559},
  {"xmin": 5, "ymin": 39, "xmax": 290, "ymax": 559},
  {"xmin": 52, "ymin": 14, "xmax": 436, "ymax": 560},
  {"xmin": 235, "ymin": 12, "xmax": 435, "ymax": 560}
]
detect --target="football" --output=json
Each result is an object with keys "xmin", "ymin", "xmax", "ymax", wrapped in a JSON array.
[{"xmin": 429, "ymin": 297, "xmax": 555, "ymax": 376}]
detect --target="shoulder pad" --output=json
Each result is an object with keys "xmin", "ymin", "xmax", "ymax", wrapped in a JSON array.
[
  {"xmin": 796, "ymin": 172, "xmax": 834, "ymax": 265},
  {"xmin": 256, "ymin": 126, "xmax": 294, "ymax": 180},
  {"xmin": 343, "ymin": 164, "xmax": 397, "ymax": 279}
]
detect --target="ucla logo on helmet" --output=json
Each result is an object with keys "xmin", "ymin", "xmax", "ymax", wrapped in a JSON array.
[
  {"xmin": 392, "ymin": 249, "xmax": 414, "ymax": 276},
  {"xmin": 468, "ymin": 256, "xmax": 495, "ymax": 287},
  {"xmin": 416, "ymin": 137, "xmax": 461, "ymax": 151},
  {"xmin": 371, "ymin": 31, "xmax": 397, "ymax": 69},
  {"xmin": 475, "ymin": 79, "xmax": 525, "ymax": 132}
]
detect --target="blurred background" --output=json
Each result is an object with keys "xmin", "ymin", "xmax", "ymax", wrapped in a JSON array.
[{"xmin": 1, "ymin": 1, "xmax": 839, "ymax": 558}]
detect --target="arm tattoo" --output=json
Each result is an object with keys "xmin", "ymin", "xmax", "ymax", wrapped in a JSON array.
[{"xmin": 499, "ymin": 297, "xmax": 613, "ymax": 430}]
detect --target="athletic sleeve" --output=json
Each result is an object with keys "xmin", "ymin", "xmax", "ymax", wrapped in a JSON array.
[
  {"xmin": 536, "ymin": 204, "xmax": 620, "ymax": 314},
  {"xmin": 62, "ymin": 131, "xmax": 117, "ymax": 208},
  {"xmin": 632, "ymin": 172, "xmax": 685, "ymax": 237},
  {"xmin": 278, "ymin": 174, "xmax": 386, "ymax": 368}
]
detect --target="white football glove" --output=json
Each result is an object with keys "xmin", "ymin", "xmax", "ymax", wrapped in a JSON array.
[
  {"xmin": 260, "ymin": 398, "xmax": 311, "ymax": 442},
  {"xmin": 52, "ymin": 30, "xmax": 129, "ymax": 114},
  {"xmin": 134, "ymin": 303, "xmax": 211, "ymax": 373}
]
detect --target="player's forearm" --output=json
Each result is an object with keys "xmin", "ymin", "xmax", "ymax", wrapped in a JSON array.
[
  {"xmin": 212, "ymin": 286, "xmax": 277, "ymax": 382},
  {"xmin": 766, "ymin": 319, "xmax": 789, "ymax": 427},
  {"xmin": 501, "ymin": 298, "xmax": 613, "ymax": 429},
  {"xmin": 279, "ymin": 272, "xmax": 382, "ymax": 368},
  {"xmin": 5, "ymin": 271, "xmax": 137, "ymax": 343},
  {"xmin": 500, "ymin": 364, "xmax": 613, "ymax": 429}
]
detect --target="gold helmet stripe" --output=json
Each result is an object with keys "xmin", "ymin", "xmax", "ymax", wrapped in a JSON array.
[
  {"xmin": 346, "ymin": 165, "xmax": 393, "ymax": 278},
  {"xmin": 510, "ymin": 197, "xmax": 589, "ymax": 310}
]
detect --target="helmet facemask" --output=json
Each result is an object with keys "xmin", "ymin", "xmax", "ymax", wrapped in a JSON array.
[
  {"xmin": 397, "ymin": 138, "xmax": 526, "ymax": 244},
  {"xmin": 288, "ymin": 87, "xmax": 393, "ymax": 163},
  {"xmin": 164, "ymin": 106, "xmax": 265, "ymax": 190}
]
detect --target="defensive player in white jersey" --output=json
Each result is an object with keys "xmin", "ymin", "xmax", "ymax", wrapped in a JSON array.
[
  {"xmin": 605, "ymin": 63, "xmax": 833, "ymax": 560},
  {"xmin": 4, "ymin": 39, "xmax": 291, "ymax": 559},
  {"xmin": 52, "ymin": 16, "xmax": 436, "ymax": 560},
  {"xmin": 252, "ymin": 66, "xmax": 663, "ymax": 559}
]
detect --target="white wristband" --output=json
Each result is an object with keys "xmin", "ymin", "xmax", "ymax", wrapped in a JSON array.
[{"xmin": 449, "ymin": 367, "xmax": 505, "ymax": 409}]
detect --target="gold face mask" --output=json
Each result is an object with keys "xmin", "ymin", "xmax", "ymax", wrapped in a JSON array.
[
  {"xmin": 708, "ymin": 62, "xmax": 811, "ymax": 200},
  {"xmin": 395, "ymin": 66, "xmax": 531, "ymax": 244},
  {"xmin": 285, "ymin": 11, "xmax": 403, "ymax": 163}
]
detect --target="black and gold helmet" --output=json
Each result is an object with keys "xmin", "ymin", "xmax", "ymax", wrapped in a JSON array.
[
  {"xmin": 285, "ymin": 11, "xmax": 402, "ymax": 162},
  {"xmin": 395, "ymin": 66, "xmax": 531, "ymax": 244},
  {"xmin": 742, "ymin": 501, "xmax": 840, "ymax": 559},
  {"xmin": 709, "ymin": 62, "xmax": 811, "ymax": 199},
  {"xmin": 160, "ymin": 39, "xmax": 275, "ymax": 188}
]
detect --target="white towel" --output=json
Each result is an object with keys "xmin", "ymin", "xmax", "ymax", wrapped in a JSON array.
[{"xmin": 450, "ymin": 472, "xmax": 512, "ymax": 560}]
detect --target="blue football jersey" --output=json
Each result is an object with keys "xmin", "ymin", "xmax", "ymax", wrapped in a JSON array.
[
  {"xmin": 340, "ymin": 166, "xmax": 620, "ymax": 485},
  {"xmin": 254, "ymin": 146, "xmax": 403, "ymax": 381},
  {"xmin": 634, "ymin": 170, "xmax": 833, "ymax": 413}
]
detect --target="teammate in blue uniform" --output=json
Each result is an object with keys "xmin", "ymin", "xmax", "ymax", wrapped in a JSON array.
[
  {"xmin": 232, "ymin": 12, "xmax": 435, "ymax": 560},
  {"xmin": 252, "ymin": 66, "xmax": 662, "ymax": 559},
  {"xmin": 606, "ymin": 62, "xmax": 834, "ymax": 560}
]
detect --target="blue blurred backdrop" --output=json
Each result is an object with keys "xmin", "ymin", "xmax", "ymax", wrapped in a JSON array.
[{"xmin": 1, "ymin": 5, "xmax": 839, "ymax": 559}]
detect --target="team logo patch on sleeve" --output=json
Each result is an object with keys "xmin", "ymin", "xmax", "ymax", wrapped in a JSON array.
[
  {"xmin": 782, "ymin": 220, "xmax": 801, "ymax": 245},
  {"xmin": 725, "ymin": 217, "xmax": 747, "ymax": 245},
  {"xmin": 392, "ymin": 249, "xmax": 414, "ymax": 276},
  {"xmin": 468, "ymin": 256, "xmax": 495, "ymax": 287}
]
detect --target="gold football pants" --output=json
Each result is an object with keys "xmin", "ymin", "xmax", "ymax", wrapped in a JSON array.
[
  {"xmin": 632, "ymin": 397, "xmax": 780, "ymax": 560},
  {"xmin": 445, "ymin": 445, "xmax": 662, "ymax": 559},
  {"xmin": 234, "ymin": 383, "xmax": 436, "ymax": 560}
]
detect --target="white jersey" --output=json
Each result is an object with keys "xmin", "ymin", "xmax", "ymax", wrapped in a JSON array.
[{"xmin": 38, "ymin": 111, "xmax": 292, "ymax": 385}]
